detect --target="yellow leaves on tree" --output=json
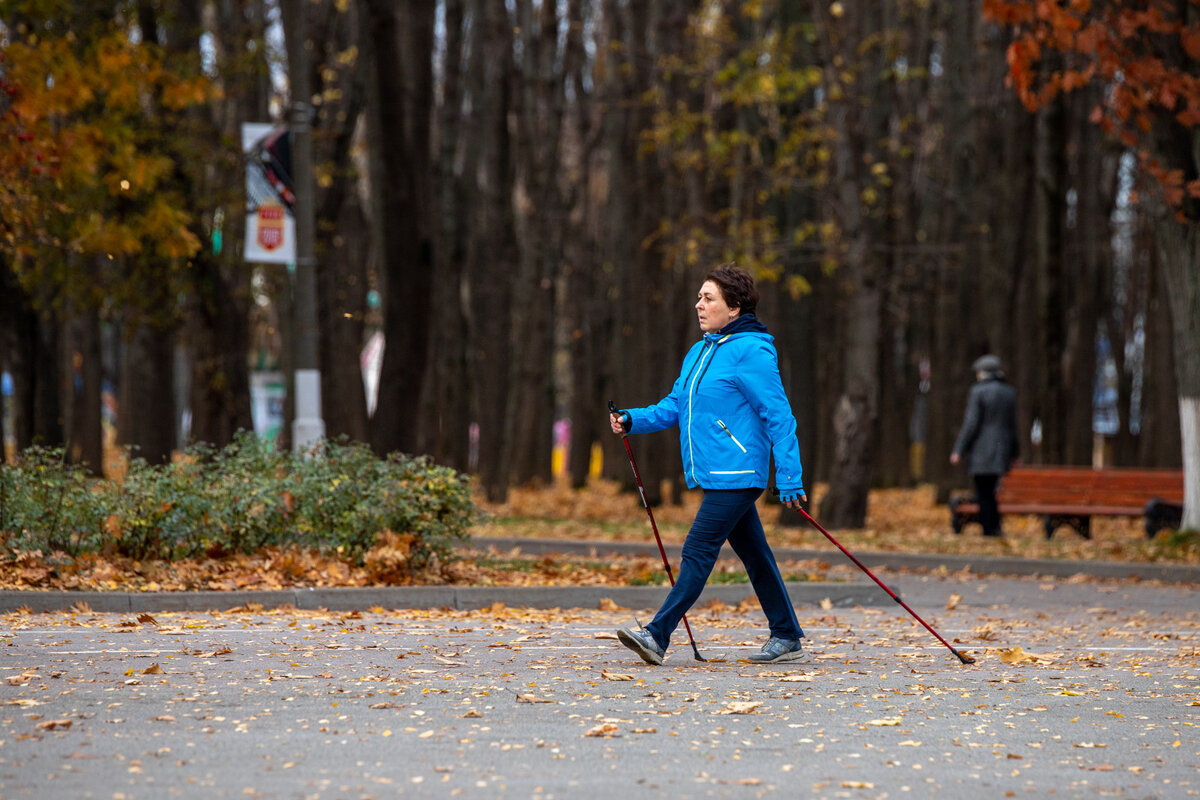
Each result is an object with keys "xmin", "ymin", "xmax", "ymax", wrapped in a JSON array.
[{"xmin": 0, "ymin": 22, "xmax": 214, "ymax": 296}]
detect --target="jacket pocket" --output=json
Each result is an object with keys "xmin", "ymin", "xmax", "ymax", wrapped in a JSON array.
[{"xmin": 715, "ymin": 419, "xmax": 748, "ymax": 453}]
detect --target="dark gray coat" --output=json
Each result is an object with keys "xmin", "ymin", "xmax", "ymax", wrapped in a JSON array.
[{"xmin": 952, "ymin": 377, "xmax": 1019, "ymax": 476}]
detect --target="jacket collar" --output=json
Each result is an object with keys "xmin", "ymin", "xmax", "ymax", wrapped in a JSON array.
[{"xmin": 705, "ymin": 312, "xmax": 769, "ymax": 342}]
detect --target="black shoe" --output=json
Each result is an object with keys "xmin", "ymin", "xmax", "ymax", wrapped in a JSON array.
[
  {"xmin": 746, "ymin": 636, "xmax": 807, "ymax": 663},
  {"xmin": 616, "ymin": 626, "xmax": 665, "ymax": 665}
]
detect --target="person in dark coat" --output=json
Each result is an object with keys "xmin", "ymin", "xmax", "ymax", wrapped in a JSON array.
[{"xmin": 951, "ymin": 355, "xmax": 1020, "ymax": 537}]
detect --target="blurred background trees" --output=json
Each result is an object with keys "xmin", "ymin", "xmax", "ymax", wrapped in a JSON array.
[{"xmin": 0, "ymin": 0, "xmax": 1193, "ymax": 527}]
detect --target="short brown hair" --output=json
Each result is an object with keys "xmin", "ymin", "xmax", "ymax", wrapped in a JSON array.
[{"xmin": 704, "ymin": 263, "xmax": 758, "ymax": 316}]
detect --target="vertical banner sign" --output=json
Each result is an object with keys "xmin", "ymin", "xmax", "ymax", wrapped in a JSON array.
[{"xmin": 243, "ymin": 122, "xmax": 297, "ymax": 264}]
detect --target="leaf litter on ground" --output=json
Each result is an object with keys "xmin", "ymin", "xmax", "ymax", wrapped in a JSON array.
[{"xmin": 2, "ymin": 480, "xmax": 1194, "ymax": 593}]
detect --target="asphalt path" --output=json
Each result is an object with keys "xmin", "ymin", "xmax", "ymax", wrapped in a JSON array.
[{"xmin": 0, "ymin": 572, "xmax": 1196, "ymax": 799}]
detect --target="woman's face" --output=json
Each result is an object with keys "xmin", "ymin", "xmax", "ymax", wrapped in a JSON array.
[{"xmin": 696, "ymin": 280, "xmax": 739, "ymax": 334}]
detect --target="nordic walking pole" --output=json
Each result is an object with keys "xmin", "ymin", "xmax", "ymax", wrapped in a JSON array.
[
  {"xmin": 609, "ymin": 401, "xmax": 707, "ymax": 662},
  {"xmin": 795, "ymin": 504, "xmax": 975, "ymax": 665}
]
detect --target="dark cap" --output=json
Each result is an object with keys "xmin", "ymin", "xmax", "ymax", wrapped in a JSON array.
[{"xmin": 972, "ymin": 354, "xmax": 1003, "ymax": 373}]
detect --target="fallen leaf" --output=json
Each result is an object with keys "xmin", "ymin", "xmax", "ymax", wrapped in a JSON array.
[
  {"xmin": 36, "ymin": 719, "xmax": 72, "ymax": 731},
  {"xmin": 1000, "ymin": 646, "xmax": 1056, "ymax": 665},
  {"xmin": 137, "ymin": 613, "xmax": 158, "ymax": 625},
  {"xmin": 598, "ymin": 598, "xmax": 622, "ymax": 611},
  {"xmin": 515, "ymin": 693, "xmax": 555, "ymax": 704},
  {"xmin": 945, "ymin": 593, "xmax": 962, "ymax": 611},
  {"xmin": 820, "ymin": 598, "xmax": 833, "ymax": 610},
  {"xmin": 841, "ymin": 781, "xmax": 874, "ymax": 789},
  {"xmin": 142, "ymin": 663, "xmax": 163, "ymax": 675},
  {"xmin": 867, "ymin": 717, "xmax": 901, "ymax": 726},
  {"xmin": 602, "ymin": 670, "xmax": 634, "ymax": 681},
  {"xmin": 715, "ymin": 701, "xmax": 761, "ymax": 715},
  {"xmin": 584, "ymin": 723, "xmax": 619, "ymax": 737},
  {"xmin": 593, "ymin": 631, "xmax": 618, "ymax": 640},
  {"xmin": 1073, "ymin": 742, "xmax": 1106, "ymax": 748}
]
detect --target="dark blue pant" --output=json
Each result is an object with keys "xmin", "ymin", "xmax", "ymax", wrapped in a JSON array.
[{"xmin": 645, "ymin": 488, "xmax": 804, "ymax": 651}]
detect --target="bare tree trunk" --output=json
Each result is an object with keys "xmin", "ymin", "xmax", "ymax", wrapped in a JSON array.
[
  {"xmin": 469, "ymin": 0, "xmax": 519, "ymax": 501},
  {"xmin": 118, "ymin": 321, "xmax": 177, "ymax": 464},
  {"xmin": 1139, "ymin": 235, "xmax": 1182, "ymax": 466},
  {"xmin": 809, "ymin": 0, "xmax": 887, "ymax": 528},
  {"xmin": 185, "ymin": 253, "xmax": 254, "ymax": 445},
  {"xmin": 819, "ymin": 244, "xmax": 882, "ymax": 526},
  {"xmin": 1033, "ymin": 95, "xmax": 1071, "ymax": 463},
  {"xmin": 65, "ymin": 300, "xmax": 103, "ymax": 474},
  {"xmin": 1153, "ymin": 208, "xmax": 1200, "ymax": 529},
  {"xmin": 0, "ymin": 262, "xmax": 63, "ymax": 458},
  {"xmin": 167, "ymin": 0, "xmax": 256, "ymax": 449},
  {"xmin": 501, "ymin": 0, "xmax": 566, "ymax": 487},
  {"xmin": 318, "ymin": 194, "xmax": 371, "ymax": 442},
  {"xmin": 562, "ymin": 0, "xmax": 606, "ymax": 489},
  {"xmin": 362, "ymin": 0, "xmax": 435, "ymax": 457},
  {"xmin": 310, "ymin": 0, "xmax": 370, "ymax": 442}
]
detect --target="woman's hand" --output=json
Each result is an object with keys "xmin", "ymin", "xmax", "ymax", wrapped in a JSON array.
[
  {"xmin": 610, "ymin": 411, "xmax": 628, "ymax": 434},
  {"xmin": 779, "ymin": 490, "xmax": 807, "ymax": 510}
]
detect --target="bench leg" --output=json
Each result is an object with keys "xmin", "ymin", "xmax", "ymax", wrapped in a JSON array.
[
  {"xmin": 1144, "ymin": 500, "xmax": 1183, "ymax": 539},
  {"xmin": 949, "ymin": 497, "xmax": 974, "ymax": 535},
  {"xmin": 1044, "ymin": 515, "xmax": 1091, "ymax": 540}
]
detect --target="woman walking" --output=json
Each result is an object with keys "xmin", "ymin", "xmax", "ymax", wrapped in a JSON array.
[{"xmin": 610, "ymin": 263, "xmax": 808, "ymax": 665}]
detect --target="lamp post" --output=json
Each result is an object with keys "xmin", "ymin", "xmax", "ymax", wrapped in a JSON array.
[{"xmin": 282, "ymin": 0, "xmax": 324, "ymax": 453}]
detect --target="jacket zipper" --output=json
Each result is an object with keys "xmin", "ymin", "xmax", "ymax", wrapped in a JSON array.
[
  {"xmin": 716, "ymin": 420, "xmax": 747, "ymax": 453},
  {"xmin": 686, "ymin": 341, "xmax": 716, "ymax": 484},
  {"xmin": 685, "ymin": 334, "xmax": 734, "ymax": 484}
]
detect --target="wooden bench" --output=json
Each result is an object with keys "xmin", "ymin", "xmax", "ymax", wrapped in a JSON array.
[{"xmin": 949, "ymin": 466, "xmax": 1184, "ymax": 540}]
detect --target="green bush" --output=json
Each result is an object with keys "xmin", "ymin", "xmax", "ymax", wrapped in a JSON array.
[
  {"xmin": 0, "ymin": 446, "xmax": 107, "ymax": 557},
  {"xmin": 0, "ymin": 433, "xmax": 476, "ymax": 568}
]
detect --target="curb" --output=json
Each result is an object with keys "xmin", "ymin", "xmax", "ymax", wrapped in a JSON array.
[
  {"xmin": 4, "ymin": 536, "xmax": 1191, "ymax": 614},
  {"xmin": 470, "ymin": 537, "xmax": 1200, "ymax": 584},
  {"xmin": 0, "ymin": 582, "xmax": 882, "ymax": 614}
]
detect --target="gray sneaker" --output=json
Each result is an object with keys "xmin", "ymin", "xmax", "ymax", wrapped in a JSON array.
[
  {"xmin": 617, "ymin": 626, "xmax": 665, "ymax": 665},
  {"xmin": 747, "ymin": 636, "xmax": 806, "ymax": 663}
]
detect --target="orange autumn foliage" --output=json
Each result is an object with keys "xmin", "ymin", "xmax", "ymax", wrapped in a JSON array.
[{"xmin": 984, "ymin": 0, "xmax": 1200, "ymax": 205}]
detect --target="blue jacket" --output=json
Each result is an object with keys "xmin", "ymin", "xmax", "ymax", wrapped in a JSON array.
[{"xmin": 624, "ymin": 314, "xmax": 804, "ymax": 493}]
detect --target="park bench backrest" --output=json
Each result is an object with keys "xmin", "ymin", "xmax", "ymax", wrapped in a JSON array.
[{"xmin": 997, "ymin": 467, "xmax": 1184, "ymax": 508}]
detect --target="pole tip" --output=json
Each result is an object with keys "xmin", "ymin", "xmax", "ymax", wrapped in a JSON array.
[{"xmin": 956, "ymin": 651, "xmax": 976, "ymax": 665}]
